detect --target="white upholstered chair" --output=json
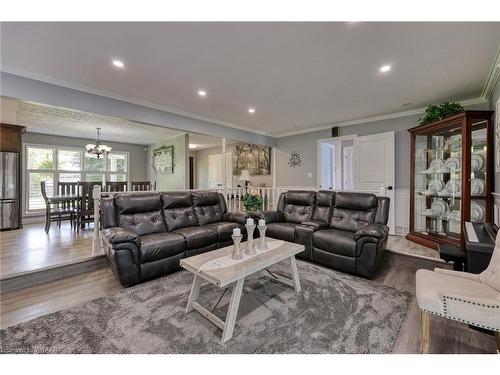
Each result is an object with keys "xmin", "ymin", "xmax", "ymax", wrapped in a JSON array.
[{"xmin": 415, "ymin": 232, "xmax": 500, "ymax": 353}]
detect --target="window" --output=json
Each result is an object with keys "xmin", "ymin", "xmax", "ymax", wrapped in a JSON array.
[{"xmin": 25, "ymin": 144, "xmax": 129, "ymax": 213}]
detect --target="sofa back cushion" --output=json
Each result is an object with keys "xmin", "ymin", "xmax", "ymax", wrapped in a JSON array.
[
  {"xmin": 311, "ymin": 190, "xmax": 335, "ymax": 224},
  {"xmin": 374, "ymin": 197, "xmax": 390, "ymax": 225},
  {"xmin": 101, "ymin": 196, "xmax": 117, "ymax": 229},
  {"xmin": 330, "ymin": 192, "xmax": 378, "ymax": 232},
  {"xmin": 282, "ymin": 191, "xmax": 315, "ymax": 224},
  {"xmin": 192, "ymin": 192, "xmax": 227, "ymax": 225},
  {"xmin": 115, "ymin": 192, "xmax": 166, "ymax": 236},
  {"xmin": 161, "ymin": 192, "xmax": 198, "ymax": 231}
]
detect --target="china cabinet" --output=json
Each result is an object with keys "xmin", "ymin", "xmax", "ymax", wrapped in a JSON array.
[{"xmin": 407, "ymin": 111, "xmax": 494, "ymax": 249}]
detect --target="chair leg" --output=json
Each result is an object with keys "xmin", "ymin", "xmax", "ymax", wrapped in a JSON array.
[
  {"xmin": 421, "ymin": 311, "xmax": 430, "ymax": 354},
  {"xmin": 495, "ymin": 332, "xmax": 500, "ymax": 354},
  {"xmin": 45, "ymin": 212, "xmax": 50, "ymax": 233}
]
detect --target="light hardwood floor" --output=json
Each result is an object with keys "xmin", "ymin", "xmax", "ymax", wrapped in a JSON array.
[
  {"xmin": 0, "ymin": 222, "xmax": 96, "ymax": 278},
  {"xmin": 0, "ymin": 251, "xmax": 496, "ymax": 353}
]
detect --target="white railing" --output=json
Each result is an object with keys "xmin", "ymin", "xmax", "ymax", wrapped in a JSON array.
[{"xmin": 92, "ymin": 185, "xmax": 387, "ymax": 253}]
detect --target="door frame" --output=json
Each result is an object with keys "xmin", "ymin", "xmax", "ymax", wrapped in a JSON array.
[{"xmin": 316, "ymin": 135, "xmax": 357, "ymax": 189}]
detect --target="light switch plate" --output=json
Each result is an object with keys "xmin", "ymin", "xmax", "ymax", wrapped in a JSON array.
[{"xmin": 307, "ymin": 172, "xmax": 313, "ymax": 178}]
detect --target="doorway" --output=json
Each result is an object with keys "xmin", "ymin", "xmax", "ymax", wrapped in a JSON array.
[{"xmin": 317, "ymin": 136, "xmax": 355, "ymax": 191}]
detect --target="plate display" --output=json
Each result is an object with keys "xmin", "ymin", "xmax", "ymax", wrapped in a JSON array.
[
  {"xmin": 471, "ymin": 153, "xmax": 484, "ymax": 172},
  {"xmin": 445, "ymin": 180, "xmax": 461, "ymax": 194},
  {"xmin": 431, "ymin": 199, "xmax": 449, "ymax": 215},
  {"xmin": 429, "ymin": 158, "xmax": 445, "ymax": 171},
  {"xmin": 444, "ymin": 157, "xmax": 461, "ymax": 171},
  {"xmin": 471, "ymin": 178, "xmax": 485, "ymax": 196},
  {"xmin": 470, "ymin": 201, "xmax": 485, "ymax": 222},
  {"xmin": 428, "ymin": 179, "xmax": 445, "ymax": 194}
]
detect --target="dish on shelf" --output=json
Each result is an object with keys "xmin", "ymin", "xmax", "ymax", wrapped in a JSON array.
[
  {"xmin": 429, "ymin": 158, "xmax": 445, "ymax": 171},
  {"xmin": 444, "ymin": 157, "xmax": 461, "ymax": 171},
  {"xmin": 435, "ymin": 166, "xmax": 450, "ymax": 173},
  {"xmin": 428, "ymin": 179, "xmax": 445, "ymax": 194},
  {"xmin": 471, "ymin": 153, "xmax": 484, "ymax": 172},
  {"xmin": 471, "ymin": 201, "xmax": 485, "ymax": 222},
  {"xmin": 431, "ymin": 199, "xmax": 449, "ymax": 216},
  {"xmin": 470, "ymin": 178, "xmax": 486, "ymax": 196},
  {"xmin": 445, "ymin": 180, "xmax": 461, "ymax": 194},
  {"xmin": 448, "ymin": 210, "xmax": 461, "ymax": 221}
]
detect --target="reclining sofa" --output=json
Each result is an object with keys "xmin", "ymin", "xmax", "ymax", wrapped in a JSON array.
[
  {"xmin": 260, "ymin": 190, "xmax": 390, "ymax": 278},
  {"xmin": 101, "ymin": 191, "xmax": 247, "ymax": 287}
]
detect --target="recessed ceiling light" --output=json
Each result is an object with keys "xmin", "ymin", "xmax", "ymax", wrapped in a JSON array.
[
  {"xmin": 197, "ymin": 90, "xmax": 207, "ymax": 97},
  {"xmin": 248, "ymin": 108, "xmax": 256, "ymax": 114},
  {"xmin": 380, "ymin": 65, "xmax": 392, "ymax": 73},
  {"xmin": 112, "ymin": 60, "xmax": 125, "ymax": 68},
  {"xmin": 189, "ymin": 144, "xmax": 198, "ymax": 149}
]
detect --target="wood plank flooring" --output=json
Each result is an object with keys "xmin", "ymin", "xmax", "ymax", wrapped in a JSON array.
[
  {"xmin": 0, "ymin": 250, "xmax": 496, "ymax": 353},
  {"xmin": 1, "ymin": 222, "xmax": 96, "ymax": 278}
]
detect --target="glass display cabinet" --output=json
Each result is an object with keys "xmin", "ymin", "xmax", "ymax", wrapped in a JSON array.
[{"xmin": 407, "ymin": 111, "xmax": 494, "ymax": 249}]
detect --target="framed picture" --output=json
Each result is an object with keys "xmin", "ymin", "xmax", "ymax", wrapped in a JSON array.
[
  {"xmin": 232, "ymin": 145, "xmax": 271, "ymax": 176},
  {"xmin": 152, "ymin": 145, "xmax": 174, "ymax": 175}
]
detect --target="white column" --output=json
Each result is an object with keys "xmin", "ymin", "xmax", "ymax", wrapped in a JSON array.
[
  {"xmin": 222, "ymin": 138, "xmax": 227, "ymax": 196},
  {"xmin": 272, "ymin": 146, "xmax": 277, "ymax": 188},
  {"xmin": 92, "ymin": 185, "xmax": 102, "ymax": 255}
]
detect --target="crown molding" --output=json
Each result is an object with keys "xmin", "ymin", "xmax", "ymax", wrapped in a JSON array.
[
  {"xmin": 275, "ymin": 96, "xmax": 487, "ymax": 138},
  {"xmin": 0, "ymin": 65, "xmax": 272, "ymax": 137},
  {"xmin": 480, "ymin": 44, "xmax": 500, "ymax": 101}
]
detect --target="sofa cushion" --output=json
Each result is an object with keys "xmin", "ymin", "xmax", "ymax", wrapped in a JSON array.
[
  {"xmin": 161, "ymin": 192, "xmax": 198, "ymax": 231},
  {"xmin": 140, "ymin": 232, "xmax": 185, "ymax": 263},
  {"xmin": 192, "ymin": 192, "xmax": 227, "ymax": 225},
  {"xmin": 115, "ymin": 192, "xmax": 166, "ymax": 235},
  {"xmin": 311, "ymin": 190, "xmax": 335, "ymax": 224},
  {"xmin": 282, "ymin": 191, "xmax": 315, "ymax": 224},
  {"xmin": 313, "ymin": 229, "xmax": 357, "ymax": 257},
  {"xmin": 205, "ymin": 222, "xmax": 243, "ymax": 243},
  {"xmin": 172, "ymin": 226, "xmax": 218, "ymax": 250},
  {"xmin": 267, "ymin": 222, "xmax": 298, "ymax": 242},
  {"xmin": 329, "ymin": 192, "xmax": 378, "ymax": 232}
]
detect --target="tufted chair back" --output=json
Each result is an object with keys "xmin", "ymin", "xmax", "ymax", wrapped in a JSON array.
[
  {"xmin": 192, "ymin": 191, "xmax": 227, "ymax": 225},
  {"xmin": 329, "ymin": 192, "xmax": 378, "ymax": 232},
  {"xmin": 114, "ymin": 192, "xmax": 166, "ymax": 236},
  {"xmin": 480, "ymin": 230, "xmax": 500, "ymax": 292},
  {"xmin": 161, "ymin": 192, "xmax": 198, "ymax": 231},
  {"xmin": 311, "ymin": 190, "xmax": 336, "ymax": 224},
  {"xmin": 280, "ymin": 191, "xmax": 316, "ymax": 224}
]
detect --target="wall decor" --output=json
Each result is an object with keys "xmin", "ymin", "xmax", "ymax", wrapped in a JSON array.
[
  {"xmin": 152, "ymin": 145, "xmax": 174, "ymax": 174},
  {"xmin": 232, "ymin": 144, "xmax": 271, "ymax": 176},
  {"xmin": 288, "ymin": 151, "xmax": 302, "ymax": 167}
]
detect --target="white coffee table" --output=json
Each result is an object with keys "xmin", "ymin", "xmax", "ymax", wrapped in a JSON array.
[{"xmin": 180, "ymin": 239, "xmax": 304, "ymax": 342}]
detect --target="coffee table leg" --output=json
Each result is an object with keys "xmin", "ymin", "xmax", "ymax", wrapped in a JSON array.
[
  {"xmin": 289, "ymin": 256, "xmax": 301, "ymax": 292},
  {"xmin": 221, "ymin": 278, "xmax": 245, "ymax": 343},
  {"xmin": 186, "ymin": 275, "xmax": 203, "ymax": 313}
]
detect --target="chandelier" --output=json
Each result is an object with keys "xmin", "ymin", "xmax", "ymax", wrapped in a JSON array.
[{"xmin": 85, "ymin": 127, "xmax": 112, "ymax": 158}]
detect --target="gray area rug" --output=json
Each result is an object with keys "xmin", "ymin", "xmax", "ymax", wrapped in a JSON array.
[{"xmin": 0, "ymin": 261, "xmax": 412, "ymax": 353}]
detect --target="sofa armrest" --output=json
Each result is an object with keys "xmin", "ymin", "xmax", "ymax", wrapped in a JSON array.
[
  {"xmin": 434, "ymin": 268, "xmax": 480, "ymax": 281},
  {"xmin": 259, "ymin": 210, "xmax": 285, "ymax": 224},
  {"xmin": 222, "ymin": 212, "xmax": 251, "ymax": 225},
  {"xmin": 354, "ymin": 223, "xmax": 389, "ymax": 241},
  {"xmin": 102, "ymin": 227, "xmax": 141, "ymax": 247},
  {"xmin": 301, "ymin": 220, "xmax": 329, "ymax": 230}
]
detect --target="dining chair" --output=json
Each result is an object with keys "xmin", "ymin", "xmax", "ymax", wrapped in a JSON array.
[
  {"xmin": 416, "ymin": 232, "xmax": 500, "ymax": 353},
  {"xmin": 105, "ymin": 181, "xmax": 128, "ymax": 192},
  {"xmin": 131, "ymin": 181, "xmax": 155, "ymax": 191},
  {"xmin": 58, "ymin": 182, "xmax": 79, "ymax": 227},
  {"xmin": 76, "ymin": 181, "xmax": 102, "ymax": 232},
  {"xmin": 41, "ymin": 181, "xmax": 75, "ymax": 233}
]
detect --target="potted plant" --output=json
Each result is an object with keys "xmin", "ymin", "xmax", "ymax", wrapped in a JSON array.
[
  {"xmin": 418, "ymin": 102, "xmax": 464, "ymax": 126},
  {"xmin": 242, "ymin": 193, "xmax": 263, "ymax": 212}
]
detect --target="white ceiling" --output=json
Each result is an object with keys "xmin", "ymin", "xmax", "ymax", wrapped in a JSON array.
[
  {"xmin": 0, "ymin": 97, "xmax": 229, "ymax": 149},
  {"xmin": 1, "ymin": 22, "xmax": 499, "ymax": 136}
]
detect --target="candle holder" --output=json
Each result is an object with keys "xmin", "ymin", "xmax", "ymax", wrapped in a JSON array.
[
  {"xmin": 257, "ymin": 225, "xmax": 268, "ymax": 251},
  {"xmin": 231, "ymin": 234, "xmax": 244, "ymax": 260},
  {"xmin": 244, "ymin": 224, "xmax": 256, "ymax": 255}
]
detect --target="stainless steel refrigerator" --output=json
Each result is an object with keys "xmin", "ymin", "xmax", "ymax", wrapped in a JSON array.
[{"xmin": 0, "ymin": 152, "xmax": 20, "ymax": 230}]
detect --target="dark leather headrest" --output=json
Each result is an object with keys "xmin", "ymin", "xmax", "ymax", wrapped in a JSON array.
[
  {"xmin": 115, "ymin": 192, "xmax": 162, "ymax": 214},
  {"xmin": 317, "ymin": 191, "xmax": 335, "ymax": 206},
  {"xmin": 192, "ymin": 191, "xmax": 221, "ymax": 206},
  {"xmin": 334, "ymin": 192, "xmax": 377, "ymax": 211},
  {"xmin": 161, "ymin": 192, "xmax": 193, "ymax": 209},
  {"xmin": 285, "ymin": 191, "xmax": 316, "ymax": 205}
]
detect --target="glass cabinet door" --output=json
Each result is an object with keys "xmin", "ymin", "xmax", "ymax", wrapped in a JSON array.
[
  {"xmin": 413, "ymin": 123, "xmax": 462, "ymax": 241},
  {"xmin": 469, "ymin": 119, "xmax": 488, "ymax": 225}
]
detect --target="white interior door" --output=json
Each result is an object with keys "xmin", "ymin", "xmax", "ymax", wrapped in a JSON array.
[
  {"xmin": 343, "ymin": 146, "xmax": 354, "ymax": 191},
  {"xmin": 208, "ymin": 153, "xmax": 232, "ymax": 188},
  {"xmin": 354, "ymin": 131, "xmax": 395, "ymax": 235}
]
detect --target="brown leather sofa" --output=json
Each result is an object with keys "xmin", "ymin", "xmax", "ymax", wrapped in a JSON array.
[
  {"xmin": 101, "ymin": 191, "xmax": 248, "ymax": 287},
  {"xmin": 259, "ymin": 190, "xmax": 390, "ymax": 278}
]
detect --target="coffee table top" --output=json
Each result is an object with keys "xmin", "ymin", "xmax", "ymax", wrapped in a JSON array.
[{"xmin": 180, "ymin": 240, "xmax": 304, "ymax": 287}]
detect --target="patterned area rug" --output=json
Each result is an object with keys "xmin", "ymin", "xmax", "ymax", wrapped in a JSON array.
[{"xmin": 0, "ymin": 261, "xmax": 412, "ymax": 353}]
